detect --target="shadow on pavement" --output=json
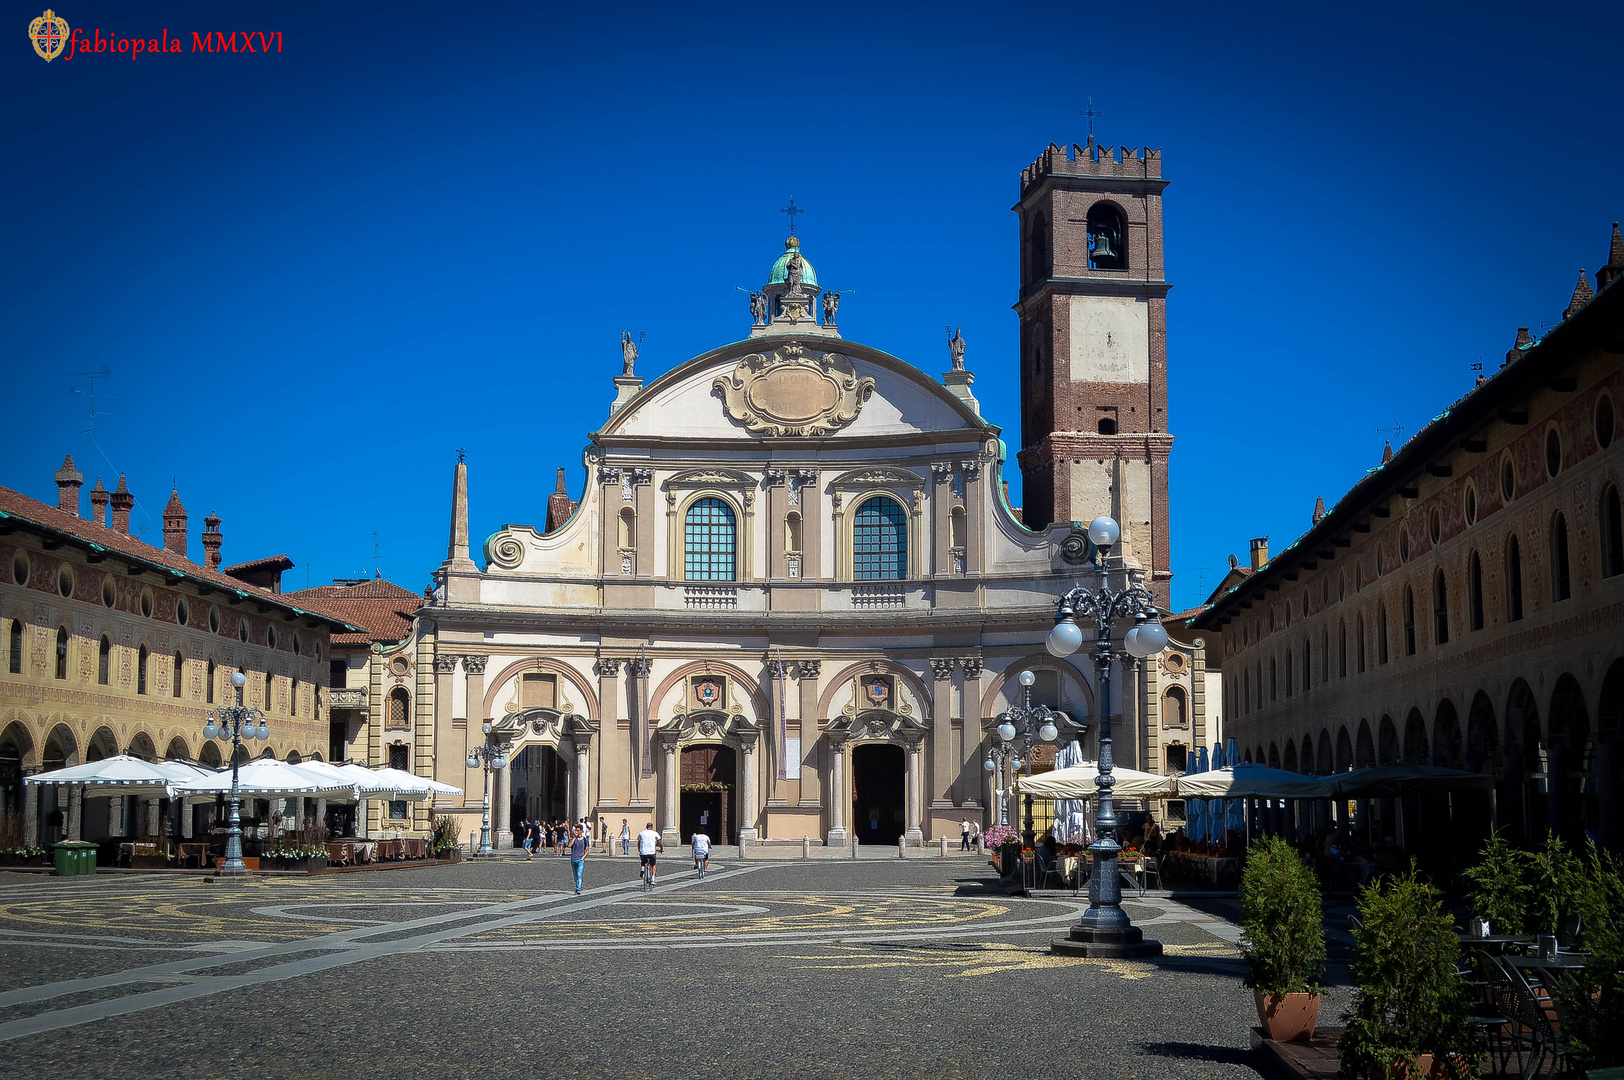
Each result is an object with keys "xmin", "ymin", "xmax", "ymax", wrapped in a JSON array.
[{"xmin": 1139, "ymin": 1041, "xmax": 1265, "ymax": 1072}]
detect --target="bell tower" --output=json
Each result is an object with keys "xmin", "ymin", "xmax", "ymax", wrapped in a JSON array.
[{"xmin": 1014, "ymin": 138, "xmax": 1173, "ymax": 582}]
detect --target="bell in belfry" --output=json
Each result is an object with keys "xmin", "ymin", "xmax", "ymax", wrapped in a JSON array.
[{"xmin": 1089, "ymin": 229, "xmax": 1115, "ymax": 259}]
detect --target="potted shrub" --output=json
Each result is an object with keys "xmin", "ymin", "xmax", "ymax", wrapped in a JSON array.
[
  {"xmin": 1552, "ymin": 843, "xmax": 1624, "ymax": 1073},
  {"xmin": 983, "ymin": 825, "xmax": 1018, "ymax": 873},
  {"xmin": 431, "ymin": 815, "xmax": 462, "ymax": 862},
  {"xmin": 1337, "ymin": 864, "xmax": 1475, "ymax": 1079},
  {"xmin": 1461, "ymin": 829, "xmax": 1530, "ymax": 936},
  {"xmin": 1240, "ymin": 835, "xmax": 1326, "ymax": 1043}
]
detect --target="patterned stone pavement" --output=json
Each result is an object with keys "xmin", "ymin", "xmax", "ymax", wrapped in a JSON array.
[{"xmin": 0, "ymin": 859, "xmax": 1274, "ymax": 1079}]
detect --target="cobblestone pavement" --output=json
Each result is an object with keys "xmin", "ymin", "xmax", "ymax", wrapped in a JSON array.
[{"xmin": 0, "ymin": 858, "xmax": 1279, "ymax": 1079}]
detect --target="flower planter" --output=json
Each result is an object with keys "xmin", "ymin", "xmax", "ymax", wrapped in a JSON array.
[
  {"xmin": 1253, "ymin": 990, "xmax": 1320, "ymax": 1043},
  {"xmin": 266, "ymin": 856, "xmax": 327, "ymax": 872},
  {"xmin": 438, "ymin": 849, "xmax": 462, "ymax": 863},
  {"xmin": 130, "ymin": 855, "xmax": 171, "ymax": 870},
  {"xmin": 0, "ymin": 854, "xmax": 47, "ymax": 868}
]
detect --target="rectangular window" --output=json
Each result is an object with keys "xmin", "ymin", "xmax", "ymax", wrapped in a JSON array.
[
  {"xmin": 388, "ymin": 800, "xmax": 407, "ymax": 820},
  {"xmin": 330, "ymin": 659, "xmax": 347, "ymax": 689},
  {"xmin": 388, "ymin": 744, "xmax": 408, "ymax": 771}
]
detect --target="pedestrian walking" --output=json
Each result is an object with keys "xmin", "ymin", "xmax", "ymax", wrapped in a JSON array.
[
  {"xmin": 960, "ymin": 818, "xmax": 972, "ymax": 851},
  {"xmin": 520, "ymin": 819, "xmax": 534, "ymax": 858},
  {"xmin": 569, "ymin": 823, "xmax": 590, "ymax": 894},
  {"xmin": 637, "ymin": 821, "xmax": 663, "ymax": 889},
  {"xmin": 691, "ymin": 829, "xmax": 711, "ymax": 878},
  {"xmin": 970, "ymin": 821, "xmax": 981, "ymax": 850},
  {"xmin": 599, "ymin": 818, "xmax": 611, "ymax": 855},
  {"xmin": 620, "ymin": 819, "xmax": 631, "ymax": 856}
]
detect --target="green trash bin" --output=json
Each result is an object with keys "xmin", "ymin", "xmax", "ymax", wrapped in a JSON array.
[{"xmin": 53, "ymin": 841, "xmax": 97, "ymax": 877}]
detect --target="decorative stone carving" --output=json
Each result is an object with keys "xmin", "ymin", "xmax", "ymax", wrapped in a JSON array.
[
  {"xmin": 828, "ymin": 467, "xmax": 925, "ymax": 490},
  {"xmin": 712, "ymin": 345, "xmax": 875, "ymax": 438},
  {"xmin": 592, "ymin": 656, "xmax": 624, "ymax": 678},
  {"xmin": 929, "ymin": 658, "xmax": 955, "ymax": 680},
  {"xmin": 787, "ymin": 555, "xmax": 801, "ymax": 579},
  {"xmin": 930, "ymin": 462, "xmax": 953, "ymax": 484},
  {"xmin": 629, "ymin": 467, "xmax": 654, "ymax": 486},
  {"xmin": 957, "ymin": 657, "xmax": 983, "ymax": 678},
  {"xmin": 463, "ymin": 654, "xmax": 488, "ymax": 675},
  {"xmin": 948, "ymin": 326, "xmax": 965, "ymax": 371},
  {"xmin": 620, "ymin": 331, "xmax": 638, "ymax": 376},
  {"xmin": 664, "ymin": 468, "xmax": 756, "ymax": 490},
  {"xmin": 958, "ymin": 460, "xmax": 983, "ymax": 481},
  {"xmin": 790, "ymin": 469, "xmax": 817, "ymax": 507},
  {"xmin": 620, "ymin": 551, "xmax": 634, "ymax": 575},
  {"xmin": 795, "ymin": 659, "xmax": 821, "ymax": 680},
  {"xmin": 434, "ymin": 654, "xmax": 460, "ymax": 675},
  {"xmin": 627, "ymin": 656, "xmax": 653, "ymax": 679},
  {"xmin": 598, "ymin": 466, "xmax": 623, "ymax": 486},
  {"xmin": 749, "ymin": 290, "xmax": 767, "ymax": 325},
  {"xmin": 487, "ymin": 532, "xmax": 525, "ymax": 569},
  {"xmin": 1059, "ymin": 528, "xmax": 1097, "ymax": 567},
  {"xmin": 763, "ymin": 469, "xmax": 786, "ymax": 488}
]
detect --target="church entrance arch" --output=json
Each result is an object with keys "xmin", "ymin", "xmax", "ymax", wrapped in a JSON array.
[
  {"xmin": 852, "ymin": 743, "xmax": 905, "ymax": 846},
  {"xmin": 515, "ymin": 744, "xmax": 569, "ymax": 827},
  {"xmin": 679, "ymin": 744, "xmax": 736, "ymax": 843}
]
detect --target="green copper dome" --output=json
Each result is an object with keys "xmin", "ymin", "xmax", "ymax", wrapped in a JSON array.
[{"xmin": 767, "ymin": 237, "xmax": 818, "ymax": 287}]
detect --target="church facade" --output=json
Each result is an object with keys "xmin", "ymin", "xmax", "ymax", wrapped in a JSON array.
[{"xmin": 392, "ymin": 142, "xmax": 1209, "ymax": 848}]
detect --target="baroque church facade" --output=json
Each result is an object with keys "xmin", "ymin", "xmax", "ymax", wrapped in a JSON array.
[{"xmin": 389, "ymin": 142, "xmax": 1211, "ymax": 848}]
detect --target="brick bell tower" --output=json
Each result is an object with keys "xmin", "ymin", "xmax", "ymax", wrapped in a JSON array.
[{"xmin": 1014, "ymin": 137, "xmax": 1173, "ymax": 582}]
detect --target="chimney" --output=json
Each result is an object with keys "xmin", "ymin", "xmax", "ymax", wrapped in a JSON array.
[
  {"xmin": 201, "ymin": 513, "xmax": 223, "ymax": 569},
  {"xmin": 88, "ymin": 477, "xmax": 109, "ymax": 527},
  {"xmin": 110, "ymin": 474, "xmax": 134, "ymax": 534},
  {"xmin": 546, "ymin": 467, "xmax": 575, "ymax": 532},
  {"xmin": 162, "ymin": 489, "xmax": 188, "ymax": 556},
  {"xmin": 54, "ymin": 455, "xmax": 83, "ymax": 516},
  {"xmin": 1249, "ymin": 536, "xmax": 1270, "ymax": 571}
]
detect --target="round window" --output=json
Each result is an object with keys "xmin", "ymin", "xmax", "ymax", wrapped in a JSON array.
[
  {"xmin": 208, "ymin": 605, "xmax": 220, "ymax": 634},
  {"xmin": 267, "ymin": 626, "xmax": 277, "ymax": 650},
  {"xmin": 1597, "ymin": 394, "xmax": 1616, "ymax": 450},
  {"xmin": 176, "ymin": 598, "xmax": 189, "ymax": 626},
  {"xmin": 292, "ymin": 634, "xmax": 301, "ymax": 656},
  {"xmin": 1464, "ymin": 483, "xmax": 1478, "ymax": 527},
  {"xmin": 10, "ymin": 550, "xmax": 28, "ymax": 586},
  {"xmin": 239, "ymin": 618, "xmax": 249, "ymax": 643},
  {"xmin": 390, "ymin": 655, "xmax": 410, "ymax": 677},
  {"xmin": 139, "ymin": 588, "xmax": 154, "ymax": 618},
  {"xmin": 102, "ymin": 574, "xmax": 116, "ymax": 608},
  {"xmin": 1399, "ymin": 526, "xmax": 1411, "ymax": 563},
  {"xmin": 57, "ymin": 563, "xmax": 74, "ymax": 598},
  {"xmin": 1501, "ymin": 458, "xmax": 1516, "ymax": 502},
  {"xmin": 1546, "ymin": 428, "xmax": 1562, "ymax": 478},
  {"xmin": 1429, "ymin": 508, "xmax": 1442, "ymax": 545}
]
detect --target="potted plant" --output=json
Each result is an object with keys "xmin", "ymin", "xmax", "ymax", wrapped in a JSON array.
[
  {"xmin": 1461, "ymin": 829, "xmax": 1530, "ymax": 936},
  {"xmin": 1337, "ymin": 864, "xmax": 1475, "ymax": 1079},
  {"xmin": 1240, "ymin": 835, "xmax": 1326, "ymax": 1043},
  {"xmin": 431, "ymin": 815, "xmax": 462, "ymax": 862},
  {"xmin": 983, "ymin": 825, "xmax": 1018, "ymax": 872},
  {"xmin": 1553, "ymin": 843, "xmax": 1624, "ymax": 1073}
]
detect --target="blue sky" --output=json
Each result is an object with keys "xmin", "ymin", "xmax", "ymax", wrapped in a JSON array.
[{"xmin": 3, "ymin": 1, "xmax": 1619, "ymax": 611}]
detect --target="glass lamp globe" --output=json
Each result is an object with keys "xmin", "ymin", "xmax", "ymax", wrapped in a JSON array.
[
  {"xmin": 1124, "ymin": 626, "xmax": 1153, "ymax": 658},
  {"xmin": 1046, "ymin": 620, "xmax": 1084, "ymax": 657},
  {"xmin": 204, "ymin": 721, "xmax": 218, "ymax": 741},
  {"xmin": 983, "ymin": 757, "xmax": 996, "ymax": 773},
  {"xmin": 481, "ymin": 722, "xmax": 492, "ymax": 735},
  {"xmin": 493, "ymin": 755, "xmax": 508, "ymax": 770},
  {"xmin": 256, "ymin": 723, "xmax": 269, "ymax": 741},
  {"xmin": 997, "ymin": 720, "xmax": 1017, "ymax": 742},
  {"xmin": 231, "ymin": 671, "xmax": 246, "ymax": 689},
  {"xmin": 1018, "ymin": 670, "xmax": 1036, "ymax": 687},
  {"xmin": 1086, "ymin": 515, "xmax": 1121, "ymax": 548},
  {"xmin": 1011, "ymin": 757, "xmax": 1023, "ymax": 772},
  {"xmin": 1039, "ymin": 721, "xmax": 1059, "ymax": 742},
  {"xmin": 1137, "ymin": 620, "xmax": 1169, "ymax": 654}
]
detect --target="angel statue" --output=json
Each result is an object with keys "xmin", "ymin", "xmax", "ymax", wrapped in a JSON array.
[
  {"xmin": 749, "ymin": 290, "xmax": 768, "ymax": 324},
  {"xmin": 822, "ymin": 291, "xmax": 840, "ymax": 324}
]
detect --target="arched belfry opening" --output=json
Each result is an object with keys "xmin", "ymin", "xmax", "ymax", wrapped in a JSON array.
[
  {"xmin": 1086, "ymin": 202, "xmax": 1127, "ymax": 271},
  {"xmin": 851, "ymin": 743, "xmax": 905, "ymax": 846}
]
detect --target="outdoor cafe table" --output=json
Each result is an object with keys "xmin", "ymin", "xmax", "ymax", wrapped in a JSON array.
[{"xmin": 1507, "ymin": 954, "xmax": 1593, "ymax": 973}]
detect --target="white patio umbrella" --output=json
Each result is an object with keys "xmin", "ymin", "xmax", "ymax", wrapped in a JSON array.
[
  {"xmin": 366, "ymin": 766, "xmax": 462, "ymax": 798},
  {"xmin": 1014, "ymin": 762, "xmax": 1179, "ymax": 800},
  {"xmin": 172, "ymin": 758, "xmax": 359, "ymax": 802},
  {"xmin": 1329, "ymin": 763, "xmax": 1494, "ymax": 798},
  {"xmin": 24, "ymin": 755, "xmax": 183, "ymax": 796},
  {"xmin": 1172, "ymin": 763, "xmax": 1336, "ymax": 800},
  {"xmin": 294, "ymin": 760, "xmax": 404, "ymax": 800},
  {"xmin": 1049, "ymin": 740, "xmax": 1091, "ymax": 843}
]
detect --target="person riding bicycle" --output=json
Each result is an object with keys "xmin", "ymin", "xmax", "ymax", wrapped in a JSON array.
[
  {"xmin": 636, "ymin": 821, "xmax": 663, "ymax": 888},
  {"xmin": 691, "ymin": 830, "xmax": 711, "ymax": 878}
]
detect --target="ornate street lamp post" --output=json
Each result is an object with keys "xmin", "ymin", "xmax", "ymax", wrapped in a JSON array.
[
  {"xmin": 202, "ymin": 670, "xmax": 269, "ymax": 877},
  {"xmin": 466, "ymin": 722, "xmax": 508, "ymax": 856},
  {"xmin": 984, "ymin": 670, "xmax": 1074, "ymax": 846},
  {"xmin": 1045, "ymin": 515, "xmax": 1166, "ymax": 958}
]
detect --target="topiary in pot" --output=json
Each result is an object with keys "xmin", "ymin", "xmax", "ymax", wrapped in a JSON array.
[
  {"xmin": 1240, "ymin": 835, "xmax": 1327, "ymax": 1043},
  {"xmin": 1460, "ymin": 829, "xmax": 1530, "ymax": 936},
  {"xmin": 1337, "ymin": 864, "xmax": 1476, "ymax": 1079}
]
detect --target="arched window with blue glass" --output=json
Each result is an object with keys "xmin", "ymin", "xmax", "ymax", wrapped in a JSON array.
[
  {"xmin": 684, "ymin": 497, "xmax": 737, "ymax": 581},
  {"xmin": 853, "ymin": 496, "xmax": 908, "ymax": 580}
]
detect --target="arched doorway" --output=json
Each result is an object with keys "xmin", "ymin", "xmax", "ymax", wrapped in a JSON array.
[
  {"xmin": 1547, "ymin": 673, "xmax": 1591, "ymax": 846},
  {"xmin": 513, "ymin": 745, "xmax": 569, "ymax": 827},
  {"xmin": 679, "ymin": 744, "xmax": 736, "ymax": 843},
  {"xmin": 1504, "ymin": 679, "xmax": 1542, "ymax": 846},
  {"xmin": 851, "ymin": 743, "xmax": 905, "ymax": 846},
  {"xmin": 0, "ymin": 721, "xmax": 31, "ymax": 836}
]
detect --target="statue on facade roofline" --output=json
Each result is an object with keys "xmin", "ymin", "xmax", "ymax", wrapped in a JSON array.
[
  {"xmin": 749, "ymin": 290, "xmax": 767, "ymax": 324},
  {"xmin": 621, "ymin": 331, "xmax": 638, "ymax": 376},
  {"xmin": 948, "ymin": 326, "xmax": 965, "ymax": 371},
  {"xmin": 823, "ymin": 291, "xmax": 840, "ymax": 324},
  {"xmin": 785, "ymin": 252, "xmax": 804, "ymax": 291}
]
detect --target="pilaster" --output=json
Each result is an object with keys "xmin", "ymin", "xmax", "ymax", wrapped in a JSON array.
[{"xmin": 929, "ymin": 657, "xmax": 955, "ymax": 808}]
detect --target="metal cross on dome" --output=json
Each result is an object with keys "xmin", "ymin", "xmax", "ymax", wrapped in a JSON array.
[{"xmin": 780, "ymin": 196, "xmax": 804, "ymax": 236}]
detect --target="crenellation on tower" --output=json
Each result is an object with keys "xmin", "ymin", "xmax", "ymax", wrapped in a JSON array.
[{"xmin": 1020, "ymin": 138, "xmax": 1163, "ymax": 197}]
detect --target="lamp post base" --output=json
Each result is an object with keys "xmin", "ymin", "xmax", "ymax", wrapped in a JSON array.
[{"xmin": 1050, "ymin": 924, "xmax": 1164, "ymax": 959}]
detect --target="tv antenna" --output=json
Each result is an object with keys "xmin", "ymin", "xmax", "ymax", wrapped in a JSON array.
[
  {"xmin": 371, "ymin": 531, "xmax": 387, "ymax": 579},
  {"xmin": 68, "ymin": 368, "xmax": 112, "ymax": 448},
  {"xmin": 1376, "ymin": 421, "xmax": 1405, "ymax": 443}
]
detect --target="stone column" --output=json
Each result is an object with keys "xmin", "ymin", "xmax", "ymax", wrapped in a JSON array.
[
  {"xmin": 595, "ymin": 656, "xmax": 624, "ymax": 798},
  {"xmin": 23, "ymin": 779, "xmax": 39, "ymax": 849},
  {"xmin": 571, "ymin": 737, "xmax": 591, "ymax": 821},
  {"xmin": 904, "ymin": 738, "xmax": 924, "ymax": 846},
  {"xmin": 68, "ymin": 785, "xmax": 82, "ymax": 840},
  {"xmin": 494, "ymin": 761, "xmax": 512, "ymax": 847},
  {"xmin": 826, "ymin": 738, "xmax": 848, "ymax": 847},
  {"xmin": 181, "ymin": 799, "xmax": 194, "ymax": 839},
  {"xmin": 659, "ymin": 737, "xmax": 678, "ymax": 845},
  {"xmin": 314, "ymin": 798, "xmax": 326, "ymax": 837},
  {"xmin": 929, "ymin": 658, "xmax": 955, "ymax": 817},
  {"xmin": 738, "ymin": 735, "xmax": 758, "ymax": 845}
]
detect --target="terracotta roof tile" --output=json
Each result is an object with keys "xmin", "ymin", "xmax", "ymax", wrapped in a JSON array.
[
  {"xmin": 285, "ymin": 579, "xmax": 418, "ymax": 644},
  {"xmin": 0, "ymin": 486, "xmax": 355, "ymax": 631}
]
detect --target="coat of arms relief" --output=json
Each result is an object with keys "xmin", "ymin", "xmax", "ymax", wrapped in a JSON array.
[{"xmin": 712, "ymin": 343, "xmax": 875, "ymax": 437}]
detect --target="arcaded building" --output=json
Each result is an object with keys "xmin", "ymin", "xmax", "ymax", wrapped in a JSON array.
[{"xmin": 1192, "ymin": 226, "xmax": 1624, "ymax": 856}]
